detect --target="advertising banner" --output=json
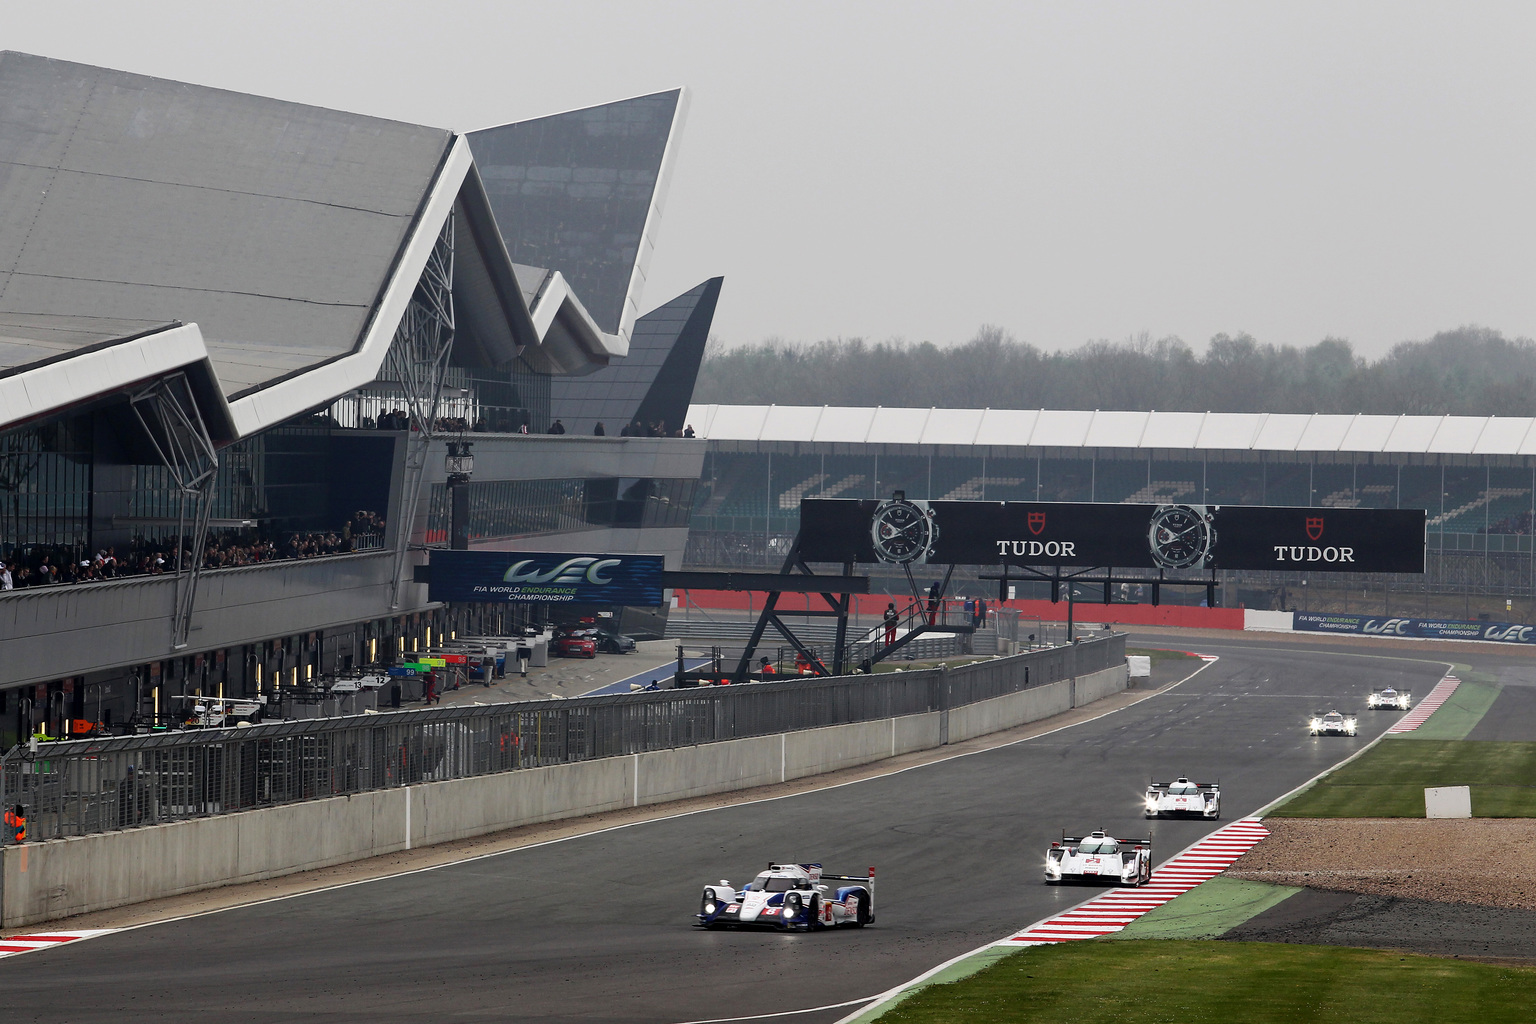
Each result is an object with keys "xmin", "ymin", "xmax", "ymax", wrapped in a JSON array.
[
  {"xmin": 798, "ymin": 498, "xmax": 1424, "ymax": 573},
  {"xmin": 1294, "ymin": 612, "xmax": 1536, "ymax": 644},
  {"xmin": 428, "ymin": 551, "xmax": 665, "ymax": 606}
]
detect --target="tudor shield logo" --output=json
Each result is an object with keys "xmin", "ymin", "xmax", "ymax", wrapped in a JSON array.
[
  {"xmin": 1306, "ymin": 517, "xmax": 1324, "ymax": 541},
  {"xmin": 1028, "ymin": 512, "xmax": 1046, "ymax": 535}
]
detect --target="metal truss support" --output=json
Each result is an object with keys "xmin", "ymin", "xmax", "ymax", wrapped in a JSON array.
[
  {"xmin": 129, "ymin": 372, "xmax": 218, "ymax": 650},
  {"xmin": 387, "ymin": 212, "xmax": 456, "ymax": 609}
]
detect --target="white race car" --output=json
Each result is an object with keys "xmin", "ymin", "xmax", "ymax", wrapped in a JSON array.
[
  {"xmin": 1145, "ymin": 777, "xmax": 1220, "ymax": 819},
  {"xmin": 1045, "ymin": 831, "xmax": 1153, "ymax": 887},
  {"xmin": 1367, "ymin": 687, "xmax": 1412, "ymax": 710},
  {"xmin": 1309, "ymin": 709, "xmax": 1358, "ymax": 736},
  {"xmin": 697, "ymin": 862, "xmax": 874, "ymax": 931}
]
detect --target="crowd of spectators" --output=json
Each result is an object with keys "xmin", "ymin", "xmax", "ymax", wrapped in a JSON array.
[
  {"xmin": 1484, "ymin": 511, "xmax": 1534, "ymax": 535},
  {"xmin": 0, "ymin": 510, "xmax": 386, "ymax": 591}
]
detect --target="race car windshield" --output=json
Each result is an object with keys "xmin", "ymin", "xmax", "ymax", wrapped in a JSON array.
[
  {"xmin": 1169, "ymin": 782, "xmax": 1197, "ymax": 794},
  {"xmin": 754, "ymin": 875, "xmax": 798, "ymax": 892},
  {"xmin": 1076, "ymin": 839, "xmax": 1119, "ymax": 854},
  {"xmin": 1325, "ymin": 713, "xmax": 1343, "ymax": 722}
]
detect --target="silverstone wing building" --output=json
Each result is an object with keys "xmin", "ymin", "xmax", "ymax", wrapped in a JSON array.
[{"xmin": 0, "ymin": 53, "xmax": 718, "ymax": 745}]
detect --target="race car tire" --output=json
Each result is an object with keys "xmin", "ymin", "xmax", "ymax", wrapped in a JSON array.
[
  {"xmin": 846, "ymin": 887, "xmax": 872, "ymax": 927},
  {"xmin": 807, "ymin": 894, "xmax": 820, "ymax": 930}
]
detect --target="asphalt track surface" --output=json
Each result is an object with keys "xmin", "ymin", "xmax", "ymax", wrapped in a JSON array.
[{"xmin": 0, "ymin": 636, "xmax": 1469, "ymax": 1023}]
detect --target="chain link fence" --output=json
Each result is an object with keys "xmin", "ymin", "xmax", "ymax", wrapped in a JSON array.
[{"xmin": 2, "ymin": 634, "xmax": 1121, "ymax": 844}]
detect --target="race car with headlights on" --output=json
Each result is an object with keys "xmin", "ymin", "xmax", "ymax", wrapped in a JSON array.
[
  {"xmin": 1045, "ymin": 831, "xmax": 1153, "ymax": 886},
  {"xmin": 1367, "ymin": 687, "xmax": 1412, "ymax": 710},
  {"xmin": 1145, "ymin": 777, "xmax": 1220, "ymax": 819},
  {"xmin": 696, "ymin": 862, "xmax": 874, "ymax": 931},
  {"xmin": 1309, "ymin": 709, "xmax": 1358, "ymax": 736}
]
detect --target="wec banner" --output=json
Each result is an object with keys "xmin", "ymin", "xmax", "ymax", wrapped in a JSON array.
[
  {"xmin": 428, "ymin": 551, "xmax": 665, "ymax": 606},
  {"xmin": 1294, "ymin": 612, "xmax": 1536, "ymax": 645},
  {"xmin": 798, "ymin": 498, "xmax": 1425, "ymax": 573}
]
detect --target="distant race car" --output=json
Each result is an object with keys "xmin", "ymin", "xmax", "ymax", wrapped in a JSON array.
[
  {"xmin": 697, "ymin": 862, "xmax": 874, "ymax": 932},
  {"xmin": 1367, "ymin": 687, "xmax": 1412, "ymax": 710},
  {"xmin": 1145, "ymin": 777, "xmax": 1220, "ymax": 819},
  {"xmin": 1045, "ymin": 830, "xmax": 1153, "ymax": 887},
  {"xmin": 1309, "ymin": 710, "xmax": 1358, "ymax": 736},
  {"xmin": 552, "ymin": 634, "xmax": 597, "ymax": 658}
]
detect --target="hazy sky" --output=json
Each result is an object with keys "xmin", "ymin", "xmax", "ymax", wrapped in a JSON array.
[{"xmin": 9, "ymin": 2, "xmax": 1536, "ymax": 357}]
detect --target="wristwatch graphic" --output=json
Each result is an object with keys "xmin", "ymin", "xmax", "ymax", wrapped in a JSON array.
[
  {"xmin": 1147, "ymin": 504, "xmax": 1217, "ymax": 569},
  {"xmin": 870, "ymin": 498, "xmax": 939, "ymax": 564}
]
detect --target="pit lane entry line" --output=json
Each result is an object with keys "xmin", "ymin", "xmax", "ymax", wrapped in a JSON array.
[{"xmin": 1385, "ymin": 674, "xmax": 1461, "ymax": 734}]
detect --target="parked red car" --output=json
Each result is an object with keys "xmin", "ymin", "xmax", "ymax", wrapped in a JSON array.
[{"xmin": 553, "ymin": 634, "xmax": 597, "ymax": 658}]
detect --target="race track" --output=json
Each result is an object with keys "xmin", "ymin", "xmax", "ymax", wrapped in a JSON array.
[{"xmin": 0, "ymin": 636, "xmax": 1461, "ymax": 1023}]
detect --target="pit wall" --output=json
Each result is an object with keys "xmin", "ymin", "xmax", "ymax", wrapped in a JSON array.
[{"xmin": 0, "ymin": 664, "xmax": 1125, "ymax": 928}]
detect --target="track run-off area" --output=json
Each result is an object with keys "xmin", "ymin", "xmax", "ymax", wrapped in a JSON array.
[{"xmin": 8, "ymin": 630, "xmax": 1530, "ymax": 1024}]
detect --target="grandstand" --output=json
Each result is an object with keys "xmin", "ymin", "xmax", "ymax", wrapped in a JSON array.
[{"xmin": 684, "ymin": 405, "xmax": 1536, "ymax": 608}]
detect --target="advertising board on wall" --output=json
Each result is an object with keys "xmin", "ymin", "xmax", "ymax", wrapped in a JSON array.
[
  {"xmin": 428, "ymin": 551, "xmax": 665, "ymax": 606},
  {"xmin": 798, "ymin": 498, "xmax": 1425, "ymax": 573},
  {"xmin": 1294, "ymin": 612, "xmax": 1536, "ymax": 645}
]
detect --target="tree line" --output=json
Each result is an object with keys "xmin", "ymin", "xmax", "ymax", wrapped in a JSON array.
[{"xmin": 693, "ymin": 326, "xmax": 1536, "ymax": 416}]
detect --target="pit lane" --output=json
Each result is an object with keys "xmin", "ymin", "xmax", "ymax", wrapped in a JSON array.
[{"xmin": 0, "ymin": 634, "xmax": 1470, "ymax": 1023}]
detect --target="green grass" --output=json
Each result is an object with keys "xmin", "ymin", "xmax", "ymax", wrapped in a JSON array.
[
  {"xmin": 874, "ymin": 940, "xmax": 1536, "ymax": 1023},
  {"xmin": 1404, "ymin": 680, "xmax": 1502, "ymax": 740},
  {"xmin": 1270, "ymin": 739, "xmax": 1536, "ymax": 817},
  {"xmin": 1110, "ymin": 877, "xmax": 1301, "ymax": 940}
]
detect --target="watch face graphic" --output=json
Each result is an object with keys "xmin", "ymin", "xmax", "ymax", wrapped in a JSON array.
[
  {"xmin": 1147, "ymin": 504, "xmax": 1217, "ymax": 569},
  {"xmin": 870, "ymin": 498, "xmax": 939, "ymax": 564}
]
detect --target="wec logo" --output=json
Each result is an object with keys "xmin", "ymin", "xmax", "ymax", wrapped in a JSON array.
[
  {"xmin": 1485, "ymin": 624, "xmax": 1535, "ymax": 642},
  {"xmin": 1363, "ymin": 618, "xmax": 1412, "ymax": 636},
  {"xmin": 504, "ymin": 556, "xmax": 623, "ymax": 586}
]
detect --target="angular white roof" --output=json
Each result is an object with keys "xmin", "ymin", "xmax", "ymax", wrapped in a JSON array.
[{"xmin": 685, "ymin": 404, "xmax": 1536, "ymax": 456}]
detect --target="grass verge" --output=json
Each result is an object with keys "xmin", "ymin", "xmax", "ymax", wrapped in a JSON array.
[
  {"xmin": 1406, "ymin": 679, "xmax": 1502, "ymax": 740},
  {"xmin": 1269, "ymin": 739, "xmax": 1536, "ymax": 817},
  {"xmin": 1110, "ymin": 877, "xmax": 1300, "ymax": 940},
  {"xmin": 876, "ymin": 940, "xmax": 1536, "ymax": 1023}
]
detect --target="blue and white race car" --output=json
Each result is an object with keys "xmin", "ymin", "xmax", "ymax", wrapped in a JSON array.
[
  {"xmin": 697, "ymin": 862, "xmax": 875, "ymax": 931},
  {"xmin": 1045, "ymin": 831, "xmax": 1153, "ymax": 887}
]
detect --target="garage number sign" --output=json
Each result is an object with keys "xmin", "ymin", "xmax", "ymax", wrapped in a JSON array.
[
  {"xmin": 799, "ymin": 498, "xmax": 1425, "ymax": 574},
  {"xmin": 428, "ymin": 551, "xmax": 665, "ymax": 605}
]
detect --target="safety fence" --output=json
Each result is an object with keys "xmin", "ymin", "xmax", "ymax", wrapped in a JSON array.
[{"xmin": 1, "ymin": 634, "xmax": 1122, "ymax": 843}]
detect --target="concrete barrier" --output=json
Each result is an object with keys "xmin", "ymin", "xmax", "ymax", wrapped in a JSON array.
[{"xmin": 1, "ymin": 657, "xmax": 1129, "ymax": 928}]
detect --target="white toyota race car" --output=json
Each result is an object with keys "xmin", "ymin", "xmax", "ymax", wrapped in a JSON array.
[
  {"xmin": 1367, "ymin": 687, "xmax": 1412, "ymax": 710},
  {"xmin": 1309, "ymin": 709, "xmax": 1358, "ymax": 736},
  {"xmin": 697, "ymin": 862, "xmax": 874, "ymax": 931},
  {"xmin": 1045, "ymin": 831, "xmax": 1153, "ymax": 887},
  {"xmin": 1145, "ymin": 777, "xmax": 1220, "ymax": 819}
]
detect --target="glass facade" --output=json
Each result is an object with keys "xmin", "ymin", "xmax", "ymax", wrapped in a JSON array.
[
  {"xmin": 549, "ymin": 278, "xmax": 722, "ymax": 437},
  {"xmin": 0, "ymin": 416, "xmax": 92, "ymax": 557},
  {"xmin": 427, "ymin": 475, "xmax": 697, "ymax": 546},
  {"xmin": 469, "ymin": 90, "xmax": 681, "ymax": 335}
]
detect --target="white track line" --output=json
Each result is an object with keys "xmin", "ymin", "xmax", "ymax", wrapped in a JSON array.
[{"xmin": 1385, "ymin": 675, "xmax": 1461, "ymax": 734}]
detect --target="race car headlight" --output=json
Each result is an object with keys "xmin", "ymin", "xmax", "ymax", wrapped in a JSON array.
[
  {"xmin": 1145, "ymin": 797, "xmax": 1159, "ymax": 809},
  {"xmin": 704, "ymin": 901, "xmax": 718, "ymax": 915},
  {"xmin": 1310, "ymin": 718, "xmax": 1322, "ymax": 729}
]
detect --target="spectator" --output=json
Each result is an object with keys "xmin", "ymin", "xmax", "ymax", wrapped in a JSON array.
[
  {"xmin": 549, "ymin": 418, "xmax": 565, "ymax": 435},
  {"xmin": 926, "ymin": 581, "xmax": 940, "ymax": 625},
  {"xmin": 683, "ymin": 424, "xmax": 695, "ymax": 438},
  {"xmin": 0, "ymin": 562, "xmax": 11, "ymax": 590},
  {"xmin": 975, "ymin": 597, "xmax": 987, "ymax": 628},
  {"xmin": 883, "ymin": 602, "xmax": 899, "ymax": 645},
  {"xmin": 618, "ymin": 423, "xmax": 629, "ymax": 437},
  {"xmin": 593, "ymin": 422, "xmax": 605, "ymax": 436},
  {"xmin": 759, "ymin": 656, "xmax": 775, "ymax": 675}
]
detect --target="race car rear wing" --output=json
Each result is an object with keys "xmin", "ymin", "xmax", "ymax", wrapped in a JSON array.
[
  {"xmin": 1058, "ymin": 835, "xmax": 1152, "ymax": 847},
  {"xmin": 820, "ymin": 866, "xmax": 876, "ymax": 893}
]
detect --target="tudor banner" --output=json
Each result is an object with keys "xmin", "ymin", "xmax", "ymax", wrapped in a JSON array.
[
  {"xmin": 798, "ymin": 498, "xmax": 1425, "ymax": 573},
  {"xmin": 428, "ymin": 551, "xmax": 666, "ymax": 605}
]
